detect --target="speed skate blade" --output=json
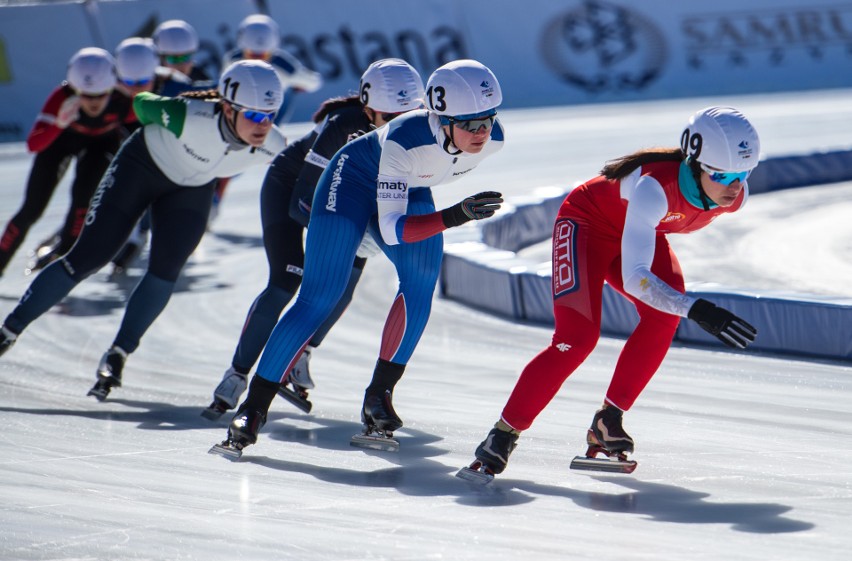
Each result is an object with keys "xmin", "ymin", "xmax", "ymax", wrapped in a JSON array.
[
  {"xmin": 277, "ymin": 386, "xmax": 312, "ymax": 413},
  {"xmin": 208, "ymin": 442, "xmax": 243, "ymax": 461},
  {"xmin": 570, "ymin": 455, "xmax": 637, "ymax": 474},
  {"xmin": 455, "ymin": 466, "xmax": 494, "ymax": 484},
  {"xmin": 350, "ymin": 433, "xmax": 400, "ymax": 452}
]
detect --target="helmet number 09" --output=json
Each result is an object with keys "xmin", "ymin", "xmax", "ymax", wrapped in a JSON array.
[
  {"xmin": 680, "ymin": 128, "xmax": 703, "ymax": 160},
  {"xmin": 221, "ymin": 77, "xmax": 241, "ymax": 103},
  {"xmin": 426, "ymin": 85, "xmax": 447, "ymax": 112}
]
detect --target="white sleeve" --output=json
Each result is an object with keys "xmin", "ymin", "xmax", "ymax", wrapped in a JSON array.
[
  {"xmin": 375, "ymin": 139, "xmax": 412, "ymax": 246},
  {"xmin": 621, "ymin": 175, "xmax": 696, "ymax": 317}
]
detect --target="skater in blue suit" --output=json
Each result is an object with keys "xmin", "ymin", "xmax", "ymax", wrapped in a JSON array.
[{"xmin": 212, "ymin": 59, "xmax": 506, "ymax": 458}]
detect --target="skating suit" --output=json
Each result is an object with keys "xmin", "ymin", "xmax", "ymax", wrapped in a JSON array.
[
  {"xmin": 229, "ymin": 102, "xmax": 374, "ymax": 371},
  {"xmin": 4, "ymin": 93, "xmax": 286, "ymax": 353},
  {"xmin": 501, "ymin": 160, "xmax": 747, "ymax": 430},
  {"xmin": 0, "ymin": 85, "xmax": 133, "ymax": 273},
  {"xmin": 254, "ymin": 109, "xmax": 504, "ymax": 383}
]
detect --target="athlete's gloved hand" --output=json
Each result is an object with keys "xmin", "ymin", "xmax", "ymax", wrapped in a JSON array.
[
  {"xmin": 441, "ymin": 191, "xmax": 504, "ymax": 228},
  {"xmin": 56, "ymin": 96, "xmax": 82, "ymax": 129},
  {"xmin": 687, "ymin": 298, "xmax": 757, "ymax": 349}
]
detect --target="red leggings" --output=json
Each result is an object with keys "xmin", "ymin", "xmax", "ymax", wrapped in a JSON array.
[{"xmin": 501, "ymin": 217, "xmax": 684, "ymax": 431}]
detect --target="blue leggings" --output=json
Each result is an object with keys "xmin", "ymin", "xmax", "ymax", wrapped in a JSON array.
[{"xmin": 255, "ymin": 188, "xmax": 442, "ymax": 383}]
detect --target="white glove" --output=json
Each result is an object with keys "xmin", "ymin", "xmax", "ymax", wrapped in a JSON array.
[{"xmin": 56, "ymin": 96, "xmax": 82, "ymax": 128}]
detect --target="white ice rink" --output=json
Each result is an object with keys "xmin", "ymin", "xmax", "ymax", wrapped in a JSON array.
[{"xmin": 0, "ymin": 90, "xmax": 851, "ymax": 561}]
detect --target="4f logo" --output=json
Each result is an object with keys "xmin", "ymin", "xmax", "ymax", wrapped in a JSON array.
[{"xmin": 553, "ymin": 218, "xmax": 579, "ymax": 298}]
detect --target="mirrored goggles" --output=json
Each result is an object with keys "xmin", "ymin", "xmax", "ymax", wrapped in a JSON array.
[
  {"xmin": 120, "ymin": 77, "xmax": 153, "ymax": 87},
  {"xmin": 164, "ymin": 53, "xmax": 193, "ymax": 64},
  {"xmin": 453, "ymin": 114, "xmax": 495, "ymax": 133},
  {"xmin": 700, "ymin": 163, "xmax": 750, "ymax": 186},
  {"xmin": 234, "ymin": 105, "xmax": 277, "ymax": 124}
]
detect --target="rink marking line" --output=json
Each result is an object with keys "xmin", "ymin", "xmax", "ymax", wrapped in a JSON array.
[{"xmin": 0, "ymin": 446, "xmax": 210, "ymax": 465}]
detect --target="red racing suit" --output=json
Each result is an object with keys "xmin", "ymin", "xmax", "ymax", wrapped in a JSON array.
[{"xmin": 501, "ymin": 159, "xmax": 746, "ymax": 430}]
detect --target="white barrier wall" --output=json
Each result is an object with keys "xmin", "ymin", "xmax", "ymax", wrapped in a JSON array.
[{"xmin": 1, "ymin": 0, "xmax": 852, "ymax": 141}]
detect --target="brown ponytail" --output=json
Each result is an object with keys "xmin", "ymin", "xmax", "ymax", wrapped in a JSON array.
[{"xmin": 600, "ymin": 147, "xmax": 684, "ymax": 180}]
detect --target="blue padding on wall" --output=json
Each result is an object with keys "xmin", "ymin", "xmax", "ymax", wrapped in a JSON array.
[
  {"xmin": 747, "ymin": 150, "xmax": 852, "ymax": 194},
  {"xmin": 440, "ymin": 149, "xmax": 852, "ymax": 361}
]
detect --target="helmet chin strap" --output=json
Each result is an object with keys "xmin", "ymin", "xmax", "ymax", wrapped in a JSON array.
[{"xmin": 442, "ymin": 122, "xmax": 462, "ymax": 155}]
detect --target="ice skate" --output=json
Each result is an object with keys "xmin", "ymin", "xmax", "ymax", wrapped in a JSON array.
[
  {"xmin": 277, "ymin": 349, "xmax": 314, "ymax": 413},
  {"xmin": 570, "ymin": 406, "xmax": 637, "ymax": 474},
  {"xmin": 456, "ymin": 425, "xmax": 519, "ymax": 484},
  {"xmin": 350, "ymin": 389, "xmax": 401, "ymax": 452},
  {"xmin": 201, "ymin": 367, "xmax": 248, "ymax": 420},
  {"xmin": 0, "ymin": 325, "xmax": 18, "ymax": 358},
  {"xmin": 208, "ymin": 406, "xmax": 266, "ymax": 461},
  {"xmin": 87, "ymin": 346, "xmax": 127, "ymax": 401},
  {"xmin": 25, "ymin": 239, "xmax": 61, "ymax": 275}
]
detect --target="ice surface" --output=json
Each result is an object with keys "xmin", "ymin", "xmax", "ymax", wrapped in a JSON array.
[{"xmin": 1, "ymin": 90, "xmax": 850, "ymax": 560}]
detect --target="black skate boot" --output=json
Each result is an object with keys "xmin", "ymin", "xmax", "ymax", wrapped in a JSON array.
[
  {"xmin": 570, "ymin": 405, "xmax": 638, "ymax": 474},
  {"xmin": 456, "ymin": 422, "xmax": 520, "ymax": 484},
  {"xmin": 25, "ymin": 234, "xmax": 61, "ymax": 275},
  {"xmin": 0, "ymin": 325, "xmax": 18, "ymax": 358},
  {"xmin": 87, "ymin": 346, "xmax": 127, "ymax": 401},
  {"xmin": 351, "ymin": 389, "xmax": 402, "ymax": 452},
  {"xmin": 208, "ymin": 405, "xmax": 266, "ymax": 461},
  {"xmin": 209, "ymin": 375, "xmax": 278, "ymax": 461}
]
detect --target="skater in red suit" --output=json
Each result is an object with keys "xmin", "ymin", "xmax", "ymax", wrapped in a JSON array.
[{"xmin": 465, "ymin": 106, "xmax": 762, "ymax": 478}]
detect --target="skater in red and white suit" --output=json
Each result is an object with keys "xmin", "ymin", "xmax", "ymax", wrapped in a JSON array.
[{"xmin": 468, "ymin": 106, "xmax": 762, "ymax": 476}]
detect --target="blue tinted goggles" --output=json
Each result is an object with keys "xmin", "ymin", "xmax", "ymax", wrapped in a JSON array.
[
  {"xmin": 700, "ymin": 163, "xmax": 750, "ymax": 186},
  {"xmin": 234, "ymin": 105, "xmax": 277, "ymax": 124},
  {"xmin": 120, "ymin": 77, "xmax": 153, "ymax": 87}
]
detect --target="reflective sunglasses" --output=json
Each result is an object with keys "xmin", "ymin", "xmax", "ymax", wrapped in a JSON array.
[
  {"xmin": 700, "ymin": 163, "xmax": 750, "ymax": 186},
  {"xmin": 120, "ymin": 77, "xmax": 153, "ymax": 87},
  {"xmin": 164, "ymin": 53, "xmax": 193, "ymax": 64},
  {"xmin": 233, "ymin": 105, "xmax": 276, "ymax": 124},
  {"xmin": 454, "ymin": 114, "xmax": 495, "ymax": 133}
]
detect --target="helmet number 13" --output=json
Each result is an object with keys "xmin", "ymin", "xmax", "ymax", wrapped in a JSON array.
[{"xmin": 426, "ymin": 85, "xmax": 446, "ymax": 112}]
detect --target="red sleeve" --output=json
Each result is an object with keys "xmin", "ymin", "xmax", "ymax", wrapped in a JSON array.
[
  {"xmin": 26, "ymin": 86, "xmax": 67, "ymax": 153},
  {"xmin": 399, "ymin": 211, "xmax": 447, "ymax": 243}
]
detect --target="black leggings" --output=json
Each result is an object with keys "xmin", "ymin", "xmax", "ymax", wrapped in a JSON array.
[{"xmin": 0, "ymin": 131, "xmax": 120, "ymax": 273}]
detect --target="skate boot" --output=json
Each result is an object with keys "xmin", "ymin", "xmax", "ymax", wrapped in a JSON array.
[
  {"xmin": 277, "ymin": 348, "xmax": 314, "ymax": 413},
  {"xmin": 24, "ymin": 234, "xmax": 60, "ymax": 275},
  {"xmin": 0, "ymin": 325, "xmax": 18, "ymax": 358},
  {"xmin": 570, "ymin": 405, "xmax": 638, "ymax": 474},
  {"xmin": 87, "ymin": 346, "xmax": 127, "ymax": 401},
  {"xmin": 208, "ymin": 405, "xmax": 266, "ymax": 461},
  {"xmin": 351, "ymin": 389, "xmax": 402, "ymax": 452},
  {"xmin": 201, "ymin": 366, "xmax": 248, "ymax": 420},
  {"xmin": 456, "ymin": 422, "xmax": 520, "ymax": 484}
]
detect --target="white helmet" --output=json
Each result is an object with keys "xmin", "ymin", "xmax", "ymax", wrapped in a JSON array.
[
  {"xmin": 681, "ymin": 106, "xmax": 761, "ymax": 172},
  {"xmin": 359, "ymin": 58, "xmax": 425, "ymax": 113},
  {"xmin": 425, "ymin": 59, "xmax": 502, "ymax": 121},
  {"xmin": 218, "ymin": 60, "xmax": 283, "ymax": 111},
  {"xmin": 67, "ymin": 47, "xmax": 116, "ymax": 95},
  {"xmin": 115, "ymin": 38, "xmax": 158, "ymax": 82},
  {"xmin": 237, "ymin": 14, "xmax": 280, "ymax": 54},
  {"xmin": 153, "ymin": 19, "xmax": 199, "ymax": 55}
]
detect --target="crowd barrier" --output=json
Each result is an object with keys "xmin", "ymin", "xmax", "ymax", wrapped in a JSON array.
[{"xmin": 440, "ymin": 151, "xmax": 852, "ymax": 361}]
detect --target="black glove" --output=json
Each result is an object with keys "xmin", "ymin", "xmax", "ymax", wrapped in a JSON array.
[
  {"xmin": 441, "ymin": 191, "xmax": 503, "ymax": 228},
  {"xmin": 687, "ymin": 298, "xmax": 757, "ymax": 349}
]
